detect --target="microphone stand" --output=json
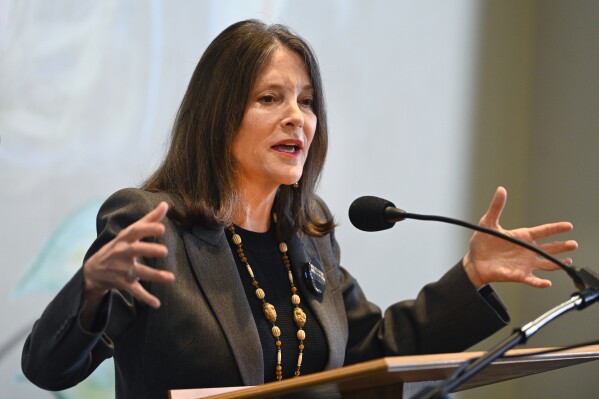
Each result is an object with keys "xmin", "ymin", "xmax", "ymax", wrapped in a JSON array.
[
  {"xmin": 391, "ymin": 210, "xmax": 599, "ymax": 398},
  {"xmin": 415, "ymin": 288, "xmax": 599, "ymax": 398}
]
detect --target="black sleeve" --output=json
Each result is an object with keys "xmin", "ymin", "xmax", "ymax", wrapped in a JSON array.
[
  {"xmin": 21, "ymin": 189, "xmax": 157, "ymax": 390},
  {"xmin": 342, "ymin": 259, "xmax": 510, "ymax": 365}
]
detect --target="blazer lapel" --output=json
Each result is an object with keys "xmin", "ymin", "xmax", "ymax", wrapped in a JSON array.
[
  {"xmin": 183, "ymin": 225, "xmax": 263, "ymax": 385},
  {"xmin": 287, "ymin": 234, "xmax": 347, "ymax": 370}
]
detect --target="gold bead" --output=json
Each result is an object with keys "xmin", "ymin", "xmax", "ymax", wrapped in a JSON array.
[
  {"xmin": 271, "ymin": 326, "xmax": 281, "ymax": 337},
  {"xmin": 299, "ymin": 344, "xmax": 304, "ymax": 350},
  {"xmin": 297, "ymin": 329, "xmax": 306, "ymax": 341},
  {"xmin": 263, "ymin": 302, "xmax": 277, "ymax": 322},
  {"xmin": 294, "ymin": 307, "xmax": 306, "ymax": 327},
  {"xmin": 232, "ymin": 234, "xmax": 242, "ymax": 245},
  {"xmin": 255, "ymin": 288, "xmax": 265, "ymax": 299},
  {"xmin": 279, "ymin": 242, "xmax": 288, "ymax": 253},
  {"xmin": 291, "ymin": 294, "xmax": 300, "ymax": 305}
]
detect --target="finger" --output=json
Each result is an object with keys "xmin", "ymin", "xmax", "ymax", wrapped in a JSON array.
[
  {"xmin": 127, "ymin": 280, "xmax": 163, "ymax": 309},
  {"xmin": 562, "ymin": 257, "xmax": 574, "ymax": 266},
  {"xmin": 480, "ymin": 186, "xmax": 507, "ymax": 227},
  {"xmin": 119, "ymin": 221, "xmax": 166, "ymax": 243},
  {"xmin": 140, "ymin": 201, "xmax": 169, "ymax": 223},
  {"xmin": 533, "ymin": 259, "xmax": 562, "ymax": 271},
  {"xmin": 117, "ymin": 202, "xmax": 169, "ymax": 243},
  {"xmin": 106, "ymin": 240, "xmax": 166, "ymax": 262},
  {"xmin": 537, "ymin": 240, "xmax": 578, "ymax": 255},
  {"xmin": 528, "ymin": 222, "xmax": 574, "ymax": 240},
  {"xmin": 522, "ymin": 274, "xmax": 552, "ymax": 288},
  {"xmin": 134, "ymin": 263, "xmax": 176, "ymax": 284},
  {"xmin": 127, "ymin": 241, "xmax": 169, "ymax": 259}
]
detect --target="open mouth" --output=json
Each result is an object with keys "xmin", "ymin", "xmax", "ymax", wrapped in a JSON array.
[{"xmin": 272, "ymin": 144, "xmax": 301, "ymax": 154}]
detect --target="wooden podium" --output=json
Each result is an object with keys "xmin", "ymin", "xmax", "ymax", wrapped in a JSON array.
[{"xmin": 169, "ymin": 345, "xmax": 599, "ymax": 399}]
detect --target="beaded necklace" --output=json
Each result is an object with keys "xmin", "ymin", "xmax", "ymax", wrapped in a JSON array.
[{"xmin": 228, "ymin": 223, "xmax": 307, "ymax": 380}]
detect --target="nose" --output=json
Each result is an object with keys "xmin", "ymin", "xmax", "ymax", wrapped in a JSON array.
[{"xmin": 283, "ymin": 100, "xmax": 304, "ymax": 128}]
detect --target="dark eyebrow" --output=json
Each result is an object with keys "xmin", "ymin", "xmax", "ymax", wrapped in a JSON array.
[{"xmin": 253, "ymin": 83, "xmax": 314, "ymax": 93}]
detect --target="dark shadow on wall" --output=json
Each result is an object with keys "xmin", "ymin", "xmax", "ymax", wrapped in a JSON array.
[{"xmin": 461, "ymin": 0, "xmax": 599, "ymax": 398}]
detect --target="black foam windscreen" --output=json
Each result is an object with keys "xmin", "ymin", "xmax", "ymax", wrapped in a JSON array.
[{"xmin": 348, "ymin": 196, "xmax": 396, "ymax": 232}]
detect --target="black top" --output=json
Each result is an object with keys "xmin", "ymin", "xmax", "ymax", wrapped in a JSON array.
[{"xmin": 226, "ymin": 225, "xmax": 329, "ymax": 381}]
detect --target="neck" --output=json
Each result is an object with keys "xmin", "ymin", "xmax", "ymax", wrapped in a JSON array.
[{"xmin": 233, "ymin": 183, "xmax": 278, "ymax": 232}]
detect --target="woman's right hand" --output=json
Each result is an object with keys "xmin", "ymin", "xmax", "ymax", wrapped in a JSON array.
[{"xmin": 81, "ymin": 201, "xmax": 175, "ymax": 324}]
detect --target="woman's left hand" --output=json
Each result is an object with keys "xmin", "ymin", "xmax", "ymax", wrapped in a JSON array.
[{"xmin": 463, "ymin": 186, "xmax": 578, "ymax": 289}]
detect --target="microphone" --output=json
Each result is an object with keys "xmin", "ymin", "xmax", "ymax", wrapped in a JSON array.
[
  {"xmin": 349, "ymin": 195, "xmax": 599, "ymax": 293},
  {"xmin": 348, "ymin": 196, "xmax": 404, "ymax": 232}
]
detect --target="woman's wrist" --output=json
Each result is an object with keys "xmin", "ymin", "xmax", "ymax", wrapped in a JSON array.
[
  {"xmin": 463, "ymin": 252, "xmax": 486, "ymax": 289},
  {"xmin": 80, "ymin": 279, "xmax": 109, "ymax": 331}
]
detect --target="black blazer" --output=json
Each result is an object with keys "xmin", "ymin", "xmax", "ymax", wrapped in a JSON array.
[{"xmin": 22, "ymin": 189, "xmax": 508, "ymax": 399}]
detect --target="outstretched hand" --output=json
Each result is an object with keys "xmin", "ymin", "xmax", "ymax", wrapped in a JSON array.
[
  {"xmin": 82, "ymin": 202, "xmax": 175, "ymax": 323},
  {"xmin": 463, "ymin": 187, "xmax": 578, "ymax": 289}
]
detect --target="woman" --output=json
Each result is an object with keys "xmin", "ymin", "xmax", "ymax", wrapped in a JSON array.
[{"xmin": 22, "ymin": 20, "xmax": 576, "ymax": 399}]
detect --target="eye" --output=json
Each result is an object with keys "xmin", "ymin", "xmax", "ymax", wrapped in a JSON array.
[
  {"xmin": 299, "ymin": 97, "xmax": 314, "ymax": 108},
  {"xmin": 258, "ymin": 95, "xmax": 275, "ymax": 103}
]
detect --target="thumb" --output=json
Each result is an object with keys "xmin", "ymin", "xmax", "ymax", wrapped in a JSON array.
[{"xmin": 480, "ymin": 186, "xmax": 507, "ymax": 228}]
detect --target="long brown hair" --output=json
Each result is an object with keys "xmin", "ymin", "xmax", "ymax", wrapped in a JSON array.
[{"xmin": 143, "ymin": 19, "xmax": 334, "ymax": 239}]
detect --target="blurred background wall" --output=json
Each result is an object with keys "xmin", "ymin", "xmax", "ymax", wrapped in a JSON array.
[{"xmin": 0, "ymin": 1, "xmax": 597, "ymax": 398}]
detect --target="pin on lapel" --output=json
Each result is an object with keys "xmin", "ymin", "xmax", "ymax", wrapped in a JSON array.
[{"xmin": 303, "ymin": 258, "xmax": 326, "ymax": 296}]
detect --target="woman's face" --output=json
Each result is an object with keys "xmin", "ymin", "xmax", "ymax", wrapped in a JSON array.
[{"xmin": 232, "ymin": 47, "xmax": 317, "ymax": 191}]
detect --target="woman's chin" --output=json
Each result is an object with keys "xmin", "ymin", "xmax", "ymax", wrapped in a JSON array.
[{"xmin": 278, "ymin": 175, "xmax": 302, "ymax": 187}]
